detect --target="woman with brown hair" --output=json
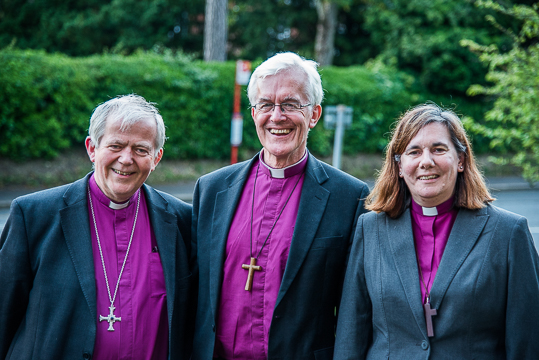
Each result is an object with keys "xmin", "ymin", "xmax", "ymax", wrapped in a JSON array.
[{"xmin": 334, "ymin": 103, "xmax": 539, "ymax": 359}]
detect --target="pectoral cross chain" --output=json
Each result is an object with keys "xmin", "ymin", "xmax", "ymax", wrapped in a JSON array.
[
  {"xmin": 99, "ymin": 305, "xmax": 121, "ymax": 331},
  {"xmin": 242, "ymin": 257, "xmax": 262, "ymax": 291}
]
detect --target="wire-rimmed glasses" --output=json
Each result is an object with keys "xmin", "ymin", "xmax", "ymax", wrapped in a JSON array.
[{"xmin": 252, "ymin": 102, "xmax": 311, "ymax": 114}]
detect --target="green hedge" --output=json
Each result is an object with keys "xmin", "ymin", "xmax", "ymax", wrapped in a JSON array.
[
  {"xmin": 0, "ymin": 47, "xmax": 488, "ymax": 161},
  {"xmin": 0, "ymin": 49, "xmax": 93, "ymax": 159}
]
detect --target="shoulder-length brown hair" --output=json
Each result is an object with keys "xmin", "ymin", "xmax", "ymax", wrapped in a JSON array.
[{"xmin": 366, "ymin": 103, "xmax": 494, "ymax": 218}]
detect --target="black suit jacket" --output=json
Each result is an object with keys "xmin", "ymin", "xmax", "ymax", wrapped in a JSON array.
[
  {"xmin": 0, "ymin": 173, "xmax": 194, "ymax": 360},
  {"xmin": 191, "ymin": 153, "xmax": 370, "ymax": 360}
]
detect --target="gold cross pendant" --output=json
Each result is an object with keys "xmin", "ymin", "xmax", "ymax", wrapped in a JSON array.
[{"xmin": 241, "ymin": 257, "xmax": 262, "ymax": 291}]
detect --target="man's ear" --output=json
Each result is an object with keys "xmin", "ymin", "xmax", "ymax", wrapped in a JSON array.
[
  {"xmin": 309, "ymin": 104, "xmax": 322, "ymax": 129},
  {"xmin": 151, "ymin": 148, "xmax": 164, "ymax": 171},
  {"xmin": 85, "ymin": 137, "xmax": 96, "ymax": 163}
]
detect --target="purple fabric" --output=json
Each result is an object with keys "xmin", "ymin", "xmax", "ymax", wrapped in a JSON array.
[
  {"xmin": 214, "ymin": 153, "xmax": 308, "ymax": 359},
  {"xmin": 411, "ymin": 197, "xmax": 458, "ymax": 303},
  {"xmin": 88, "ymin": 175, "xmax": 168, "ymax": 360}
]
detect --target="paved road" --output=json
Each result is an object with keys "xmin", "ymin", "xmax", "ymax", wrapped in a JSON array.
[
  {"xmin": 489, "ymin": 188, "xmax": 539, "ymax": 249},
  {"xmin": 1, "ymin": 184, "xmax": 538, "ymax": 250}
]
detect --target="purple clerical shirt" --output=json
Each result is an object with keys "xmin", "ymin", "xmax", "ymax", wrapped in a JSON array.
[
  {"xmin": 411, "ymin": 197, "xmax": 458, "ymax": 303},
  {"xmin": 214, "ymin": 152, "xmax": 308, "ymax": 359},
  {"xmin": 88, "ymin": 175, "xmax": 168, "ymax": 360}
]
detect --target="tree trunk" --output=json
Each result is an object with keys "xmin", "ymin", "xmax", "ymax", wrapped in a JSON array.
[
  {"xmin": 314, "ymin": 0, "xmax": 338, "ymax": 67},
  {"xmin": 203, "ymin": 0, "xmax": 228, "ymax": 62}
]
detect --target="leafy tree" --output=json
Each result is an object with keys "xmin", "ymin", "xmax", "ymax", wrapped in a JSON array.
[
  {"xmin": 314, "ymin": 0, "xmax": 339, "ymax": 66},
  {"xmin": 332, "ymin": 0, "xmax": 377, "ymax": 66},
  {"xmin": 204, "ymin": 0, "xmax": 228, "ymax": 61},
  {"xmin": 461, "ymin": 1, "xmax": 539, "ymax": 184},
  {"xmin": 358, "ymin": 0, "xmax": 534, "ymax": 96},
  {"xmin": 227, "ymin": 0, "xmax": 317, "ymax": 60},
  {"xmin": 0, "ymin": 0, "xmax": 205, "ymax": 56}
]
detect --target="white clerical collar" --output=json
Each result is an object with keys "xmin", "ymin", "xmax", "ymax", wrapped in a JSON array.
[
  {"xmin": 89, "ymin": 174, "xmax": 135, "ymax": 210},
  {"xmin": 259, "ymin": 151, "xmax": 308, "ymax": 179},
  {"xmin": 108, "ymin": 200, "xmax": 130, "ymax": 210},
  {"xmin": 411, "ymin": 197, "xmax": 455, "ymax": 217},
  {"xmin": 421, "ymin": 206, "xmax": 438, "ymax": 216}
]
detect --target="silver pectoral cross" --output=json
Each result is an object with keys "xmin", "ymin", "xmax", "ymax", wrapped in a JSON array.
[
  {"xmin": 99, "ymin": 305, "xmax": 121, "ymax": 331},
  {"xmin": 424, "ymin": 299, "xmax": 437, "ymax": 337}
]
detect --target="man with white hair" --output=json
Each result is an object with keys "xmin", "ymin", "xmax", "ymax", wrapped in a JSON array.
[
  {"xmin": 192, "ymin": 52, "xmax": 370, "ymax": 359},
  {"xmin": 0, "ymin": 94, "xmax": 194, "ymax": 359}
]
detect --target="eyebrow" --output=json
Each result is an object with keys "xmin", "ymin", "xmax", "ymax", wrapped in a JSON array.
[
  {"xmin": 104, "ymin": 138, "xmax": 128, "ymax": 145},
  {"xmin": 406, "ymin": 141, "xmax": 449, "ymax": 151},
  {"xmin": 281, "ymin": 96, "xmax": 301, "ymax": 103},
  {"xmin": 257, "ymin": 96, "xmax": 301, "ymax": 103},
  {"xmin": 105, "ymin": 138, "xmax": 153, "ymax": 149}
]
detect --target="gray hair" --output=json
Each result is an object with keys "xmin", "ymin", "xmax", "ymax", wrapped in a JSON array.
[
  {"xmin": 88, "ymin": 94, "xmax": 166, "ymax": 157},
  {"xmin": 247, "ymin": 52, "xmax": 324, "ymax": 107}
]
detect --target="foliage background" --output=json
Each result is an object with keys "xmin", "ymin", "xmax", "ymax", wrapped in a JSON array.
[
  {"xmin": 462, "ymin": 0, "xmax": 539, "ymax": 183},
  {"xmin": 0, "ymin": 0, "xmax": 537, "ymax": 182},
  {"xmin": 0, "ymin": 47, "xmax": 423, "ymax": 161}
]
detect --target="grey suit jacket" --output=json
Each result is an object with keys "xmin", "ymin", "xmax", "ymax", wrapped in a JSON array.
[
  {"xmin": 0, "ymin": 173, "xmax": 194, "ymax": 360},
  {"xmin": 191, "ymin": 152, "xmax": 370, "ymax": 360},
  {"xmin": 334, "ymin": 205, "xmax": 539, "ymax": 359}
]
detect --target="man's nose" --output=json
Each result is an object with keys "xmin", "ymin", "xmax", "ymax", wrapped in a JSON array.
[
  {"xmin": 269, "ymin": 104, "xmax": 285, "ymax": 122},
  {"xmin": 118, "ymin": 148, "xmax": 134, "ymax": 164}
]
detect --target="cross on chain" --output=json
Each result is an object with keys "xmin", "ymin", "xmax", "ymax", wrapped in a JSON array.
[
  {"xmin": 423, "ymin": 302, "xmax": 437, "ymax": 337},
  {"xmin": 100, "ymin": 305, "xmax": 121, "ymax": 331},
  {"xmin": 242, "ymin": 257, "xmax": 262, "ymax": 291}
]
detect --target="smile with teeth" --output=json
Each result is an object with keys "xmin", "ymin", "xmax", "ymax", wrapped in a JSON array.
[
  {"xmin": 113, "ymin": 169, "xmax": 134, "ymax": 176},
  {"xmin": 419, "ymin": 175, "xmax": 439, "ymax": 180},
  {"xmin": 270, "ymin": 128, "xmax": 291, "ymax": 135}
]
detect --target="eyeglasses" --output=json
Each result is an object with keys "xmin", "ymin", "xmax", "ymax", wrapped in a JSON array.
[{"xmin": 252, "ymin": 102, "xmax": 312, "ymax": 113}]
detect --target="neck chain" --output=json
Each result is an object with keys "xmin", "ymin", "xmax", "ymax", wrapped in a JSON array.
[
  {"xmin": 88, "ymin": 187, "xmax": 141, "ymax": 331},
  {"xmin": 417, "ymin": 262, "xmax": 431, "ymax": 304},
  {"xmin": 241, "ymin": 163, "xmax": 303, "ymax": 291},
  {"xmin": 416, "ymin": 254, "xmax": 438, "ymax": 337}
]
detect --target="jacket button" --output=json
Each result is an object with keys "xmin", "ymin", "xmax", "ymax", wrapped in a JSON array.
[
  {"xmin": 212, "ymin": 324, "xmax": 216, "ymax": 332},
  {"xmin": 421, "ymin": 340, "xmax": 429, "ymax": 350},
  {"xmin": 82, "ymin": 352, "xmax": 92, "ymax": 359}
]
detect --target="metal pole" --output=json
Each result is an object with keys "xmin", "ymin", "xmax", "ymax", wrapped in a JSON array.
[
  {"xmin": 230, "ymin": 82, "xmax": 241, "ymax": 164},
  {"xmin": 230, "ymin": 60, "xmax": 251, "ymax": 164},
  {"xmin": 333, "ymin": 105, "xmax": 345, "ymax": 169}
]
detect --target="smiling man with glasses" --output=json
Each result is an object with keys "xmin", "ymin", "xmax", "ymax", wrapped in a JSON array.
[{"xmin": 191, "ymin": 52, "xmax": 370, "ymax": 360}]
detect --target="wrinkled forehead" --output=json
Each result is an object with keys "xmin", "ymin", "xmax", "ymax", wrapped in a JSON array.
[
  {"xmin": 102, "ymin": 117, "xmax": 157, "ymax": 142},
  {"xmin": 255, "ymin": 70, "xmax": 310, "ymax": 102}
]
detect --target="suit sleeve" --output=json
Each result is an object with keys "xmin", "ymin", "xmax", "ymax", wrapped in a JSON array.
[
  {"xmin": 347, "ymin": 184, "xmax": 370, "ymax": 258},
  {"xmin": 334, "ymin": 214, "xmax": 372, "ymax": 360},
  {"xmin": 0, "ymin": 200, "xmax": 33, "ymax": 358},
  {"xmin": 191, "ymin": 178, "xmax": 201, "ymax": 292},
  {"xmin": 505, "ymin": 216, "xmax": 539, "ymax": 359},
  {"xmin": 335, "ymin": 183, "xmax": 370, "ymax": 327}
]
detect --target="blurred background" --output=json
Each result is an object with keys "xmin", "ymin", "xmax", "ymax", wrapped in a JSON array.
[
  {"xmin": 1, "ymin": 0, "xmax": 538, "ymax": 184},
  {"xmin": 0, "ymin": 1, "xmax": 537, "ymax": 240}
]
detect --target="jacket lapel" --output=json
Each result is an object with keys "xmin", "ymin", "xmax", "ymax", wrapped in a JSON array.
[
  {"xmin": 60, "ymin": 174, "xmax": 97, "ymax": 321},
  {"xmin": 430, "ymin": 207, "xmax": 488, "ymax": 309},
  {"xmin": 144, "ymin": 185, "xmax": 178, "ymax": 324},
  {"xmin": 275, "ymin": 156, "xmax": 330, "ymax": 307},
  {"xmin": 209, "ymin": 158, "xmax": 255, "ymax": 319},
  {"xmin": 386, "ymin": 209, "xmax": 427, "ymax": 337},
  {"xmin": 387, "ymin": 207, "xmax": 489, "ymax": 337}
]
